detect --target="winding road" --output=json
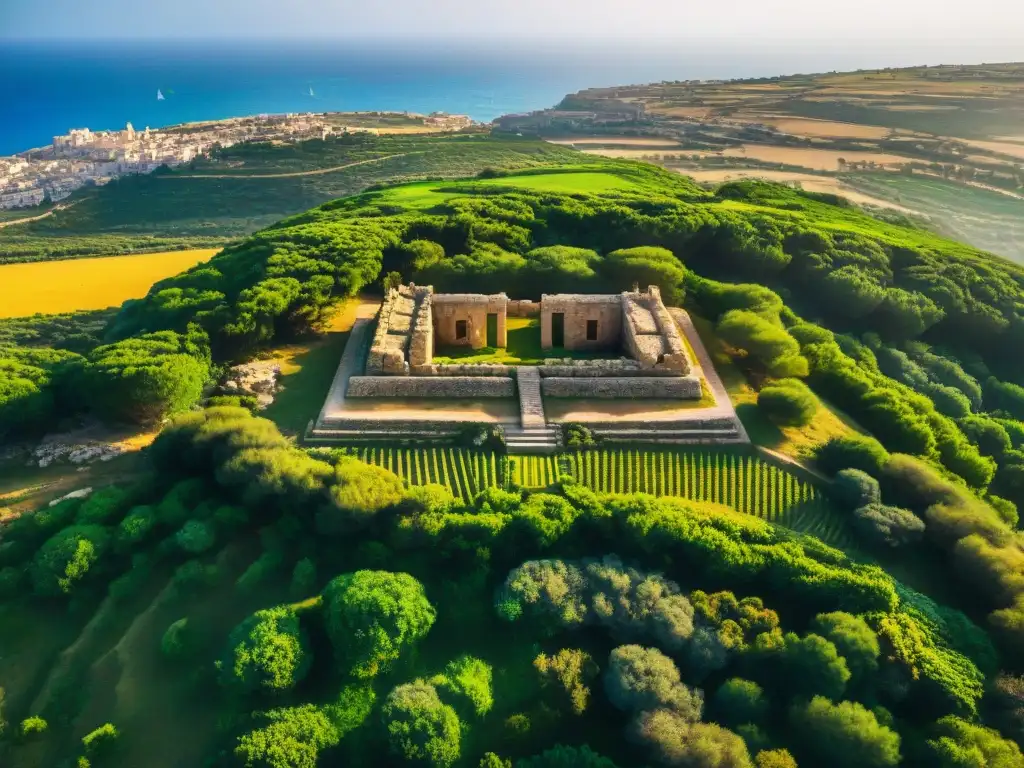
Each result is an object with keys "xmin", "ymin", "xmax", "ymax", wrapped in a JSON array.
[{"xmin": 164, "ymin": 152, "xmax": 423, "ymax": 180}]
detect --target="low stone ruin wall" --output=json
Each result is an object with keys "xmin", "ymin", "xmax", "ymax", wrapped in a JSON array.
[
  {"xmin": 539, "ymin": 358, "xmax": 676, "ymax": 378},
  {"xmin": 541, "ymin": 376, "xmax": 702, "ymax": 399},
  {"xmin": 507, "ymin": 300, "xmax": 540, "ymax": 317},
  {"xmin": 346, "ymin": 376, "xmax": 515, "ymax": 398},
  {"xmin": 410, "ymin": 363, "xmax": 516, "ymax": 377}
]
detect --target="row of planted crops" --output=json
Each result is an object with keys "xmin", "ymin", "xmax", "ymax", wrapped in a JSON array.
[{"xmin": 345, "ymin": 446, "xmax": 851, "ymax": 547}]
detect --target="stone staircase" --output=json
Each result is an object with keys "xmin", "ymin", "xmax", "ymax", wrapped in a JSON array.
[
  {"xmin": 506, "ymin": 368, "xmax": 559, "ymax": 453},
  {"xmin": 516, "ymin": 367, "xmax": 546, "ymax": 428},
  {"xmin": 505, "ymin": 426, "xmax": 561, "ymax": 454}
]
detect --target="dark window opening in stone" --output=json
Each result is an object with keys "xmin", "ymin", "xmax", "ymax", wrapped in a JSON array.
[
  {"xmin": 586, "ymin": 319, "xmax": 599, "ymax": 341},
  {"xmin": 456, "ymin": 319, "xmax": 468, "ymax": 339}
]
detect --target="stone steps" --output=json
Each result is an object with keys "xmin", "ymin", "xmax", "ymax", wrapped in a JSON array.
[
  {"xmin": 516, "ymin": 367, "xmax": 546, "ymax": 428},
  {"xmin": 505, "ymin": 426, "xmax": 561, "ymax": 455}
]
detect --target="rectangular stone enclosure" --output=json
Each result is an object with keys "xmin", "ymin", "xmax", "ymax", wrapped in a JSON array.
[{"xmin": 356, "ymin": 283, "xmax": 701, "ymax": 400}]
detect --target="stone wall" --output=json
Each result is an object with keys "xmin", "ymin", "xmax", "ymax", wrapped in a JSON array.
[
  {"xmin": 408, "ymin": 290, "xmax": 434, "ymax": 368},
  {"xmin": 433, "ymin": 293, "xmax": 507, "ymax": 350},
  {"xmin": 508, "ymin": 299, "xmax": 540, "ymax": 317},
  {"xmin": 366, "ymin": 284, "xmax": 432, "ymax": 375},
  {"xmin": 539, "ymin": 359, "xmax": 679, "ymax": 377},
  {"xmin": 541, "ymin": 376, "xmax": 702, "ymax": 399},
  {"xmin": 346, "ymin": 376, "xmax": 515, "ymax": 398},
  {"xmin": 540, "ymin": 294, "xmax": 622, "ymax": 352},
  {"xmin": 411, "ymin": 363, "xmax": 515, "ymax": 377},
  {"xmin": 620, "ymin": 286, "xmax": 690, "ymax": 374},
  {"xmin": 647, "ymin": 286, "xmax": 689, "ymax": 373}
]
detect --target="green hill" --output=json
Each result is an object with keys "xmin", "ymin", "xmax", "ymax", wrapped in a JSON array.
[{"xmin": 4, "ymin": 160, "xmax": 1024, "ymax": 767}]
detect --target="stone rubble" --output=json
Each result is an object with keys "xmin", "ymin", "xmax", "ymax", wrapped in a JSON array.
[
  {"xmin": 31, "ymin": 441, "xmax": 128, "ymax": 468},
  {"xmin": 48, "ymin": 487, "xmax": 94, "ymax": 507},
  {"xmin": 223, "ymin": 360, "xmax": 283, "ymax": 408}
]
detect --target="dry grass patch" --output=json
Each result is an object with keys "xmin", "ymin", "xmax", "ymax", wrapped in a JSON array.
[
  {"xmin": 713, "ymin": 145, "xmax": 910, "ymax": 170},
  {"xmin": 957, "ymin": 139, "xmax": 1024, "ymax": 160},
  {"xmin": 756, "ymin": 117, "xmax": 891, "ymax": 139},
  {"xmin": 0, "ymin": 248, "xmax": 219, "ymax": 317}
]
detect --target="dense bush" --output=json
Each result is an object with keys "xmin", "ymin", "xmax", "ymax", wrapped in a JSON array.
[
  {"xmin": 757, "ymin": 379, "xmax": 817, "ymax": 427},
  {"xmin": 790, "ymin": 696, "xmax": 900, "ymax": 768},
  {"xmin": 711, "ymin": 678, "xmax": 768, "ymax": 727},
  {"xmin": 221, "ymin": 606, "xmax": 311, "ymax": 694},
  {"xmin": 604, "ymin": 645, "xmax": 703, "ymax": 719},
  {"xmin": 833, "ymin": 469, "xmax": 882, "ymax": 510},
  {"xmin": 322, "ymin": 570, "xmax": 436, "ymax": 678},
  {"xmin": 815, "ymin": 435, "xmax": 890, "ymax": 477},
  {"xmin": 631, "ymin": 710, "xmax": 753, "ymax": 768},
  {"xmin": 31, "ymin": 524, "xmax": 110, "ymax": 596},
  {"xmin": 852, "ymin": 503, "xmax": 926, "ymax": 548},
  {"xmin": 534, "ymin": 649, "xmax": 598, "ymax": 716},
  {"xmin": 382, "ymin": 681, "xmax": 462, "ymax": 768},
  {"xmin": 926, "ymin": 715, "xmax": 1024, "ymax": 766},
  {"xmin": 82, "ymin": 328, "xmax": 211, "ymax": 425}
]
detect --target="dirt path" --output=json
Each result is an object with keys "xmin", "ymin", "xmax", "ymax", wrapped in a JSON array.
[
  {"xmin": 0, "ymin": 201, "xmax": 73, "ymax": 229},
  {"xmin": 165, "ymin": 152, "xmax": 422, "ymax": 180}
]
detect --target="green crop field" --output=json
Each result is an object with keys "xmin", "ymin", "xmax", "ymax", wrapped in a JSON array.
[
  {"xmin": 349, "ymin": 445, "xmax": 851, "ymax": 548},
  {"xmin": 350, "ymin": 446, "xmax": 503, "ymax": 503}
]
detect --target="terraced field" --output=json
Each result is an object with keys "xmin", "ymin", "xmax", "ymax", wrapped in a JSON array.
[{"xmin": 350, "ymin": 445, "xmax": 851, "ymax": 548}]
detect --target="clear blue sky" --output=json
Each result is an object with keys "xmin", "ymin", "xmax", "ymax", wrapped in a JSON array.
[{"xmin": 2, "ymin": 0, "xmax": 1022, "ymax": 44}]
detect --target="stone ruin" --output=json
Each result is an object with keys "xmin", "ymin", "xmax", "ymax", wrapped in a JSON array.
[{"xmin": 357, "ymin": 283, "xmax": 701, "ymax": 399}]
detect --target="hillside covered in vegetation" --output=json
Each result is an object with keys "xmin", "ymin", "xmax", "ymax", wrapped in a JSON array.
[{"xmin": 5, "ymin": 159, "xmax": 1024, "ymax": 766}]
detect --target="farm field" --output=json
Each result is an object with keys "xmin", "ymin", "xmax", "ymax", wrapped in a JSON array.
[
  {"xmin": 348, "ymin": 445, "xmax": 851, "ymax": 547},
  {"xmin": 0, "ymin": 248, "xmax": 219, "ymax": 317},
  {"xmin": 585, "ymin": 145, "xmax": 913, "ymax": 171},
  {"xmin": 844, "ymin": 173, "xmax": 1024, "ymax": 263},
  {"xmin": 756, "ymin": 117, "xmax": 892, "ymax": 139},
  {"xmin": 676, "ymin": 169, "xmax": 916, "ymax": 212}
]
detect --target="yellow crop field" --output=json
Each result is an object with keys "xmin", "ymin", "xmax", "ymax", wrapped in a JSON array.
[{"xmin": 0, "ymin": 249, "xmax": 219, "ymax": 318}]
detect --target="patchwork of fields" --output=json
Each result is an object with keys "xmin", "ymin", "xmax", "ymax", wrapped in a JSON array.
[{"xmin": 349, "ymin": 445, "xmax": 850, "ymax": 547}]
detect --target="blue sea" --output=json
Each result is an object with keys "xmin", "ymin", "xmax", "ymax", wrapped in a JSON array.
[{"xmin": 2, "ymin": 38, "xmax": 1021, "ymax": 156}]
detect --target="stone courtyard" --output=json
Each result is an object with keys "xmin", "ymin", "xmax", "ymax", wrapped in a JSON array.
[{"xmin": 308, "ymin": 284, "xmax": 748, "ymax": 451}]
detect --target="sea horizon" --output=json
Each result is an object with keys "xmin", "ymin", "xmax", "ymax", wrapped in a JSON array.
[{"xmin": 3, "ymin": 38, "xmax": 1024, "ymax": 156}]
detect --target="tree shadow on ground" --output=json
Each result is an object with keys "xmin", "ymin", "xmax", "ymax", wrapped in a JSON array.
[
  {"xmin": 735, "ymin": 402, "xmax": 785, "ymax": 449},
  {"xmin": 263, "ymin": 331, "xmax": 350, "ymax": 436}
]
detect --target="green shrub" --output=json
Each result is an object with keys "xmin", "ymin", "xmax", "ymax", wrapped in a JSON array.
[
  {"xmin": 322, "ymin": 570, "xmax": 436, "ymax": 678},
  {"xmin": 833, "ymin": 469, "xmax": 882, "ymax": 510},
  {"xmin": 20, "ymin": 716, "xmax": 48, "ymax": 739},
  {"xmin": 221, "ymin": 606, "xmax": 311, "ymax": 694},
  {"xmin": 82, "ymin": 723, "xmax": 119, "ymax": 755},
  {"xmin": 382, "ymin": 681, "xmax": 462, "ymax": 768},
  {"xmin": 758, "ymin": 379, "xmax": 817, "ymax": 427},
  {"xmin": 815, "ymin": 435, "xmax": 890, "ymax": 476}
]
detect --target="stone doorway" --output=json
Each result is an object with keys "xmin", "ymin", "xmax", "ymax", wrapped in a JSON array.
[
  {"xmin": 551, "ymin": 312, "xmax": 565, "ymax": 348},
  {"xmin": 486, "ymin": 313, "xmax": 498, "ymax": 347}
]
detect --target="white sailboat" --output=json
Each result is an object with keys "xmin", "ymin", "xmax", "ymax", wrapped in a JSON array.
[{"xmin": 157, "ymin": 89, "xmax": 165, "ymax": 101}]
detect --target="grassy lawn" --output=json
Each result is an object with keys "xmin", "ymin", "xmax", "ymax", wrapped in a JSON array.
[
  {"xmin": 261, "ymin": 299, "xmax": 361, "ymax": 436},
  {"xmin": 468, "ymin": 170, "xmax": 640, "ymax": 193},
  {"xmin": 377, "ymin": 169, "xmax": 642, "ymax": 210},
  {"xmin": 433, "ymin": 317, "xmax": 614, "ymax": 366}
]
